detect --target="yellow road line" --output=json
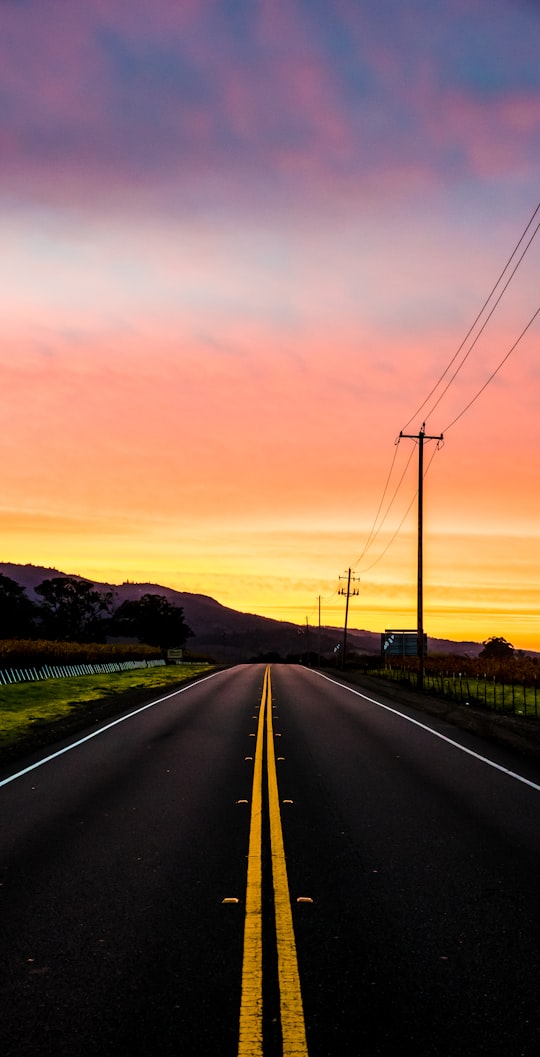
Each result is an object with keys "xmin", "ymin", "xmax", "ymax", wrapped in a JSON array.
[
  {"xmin": 238, "ymin": 665, "xmax": 309, "ymax": 1056},
  {"xmin": 266, "ymin": 667, "xmax": 309, "ymax": 1057},
  {"xmin": 238, "ymin": 668, "xmax": 267, "ymax": 1057}
]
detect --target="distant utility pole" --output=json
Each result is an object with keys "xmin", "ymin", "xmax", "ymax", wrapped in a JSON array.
[
  {"xmin": 338, "ymin": 568, "xmax": 360, "ymax": 669},
  {"xmin": 399, "ymin": 423, "xmax": 443, "ymax": 691},
  {"xmin": 318, "ymin": 595, "xmax": 322, "ymax": 669}
]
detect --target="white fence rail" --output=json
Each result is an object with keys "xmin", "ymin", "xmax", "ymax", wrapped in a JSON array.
[{"xmin": 0, "ymin": 658, "xmax": 166, "ymax": 686}]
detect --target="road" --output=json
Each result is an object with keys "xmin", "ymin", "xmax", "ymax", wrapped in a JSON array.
[{"xmin": 1, "ymin": 663, "xmax": 540, "ymax": 1056}]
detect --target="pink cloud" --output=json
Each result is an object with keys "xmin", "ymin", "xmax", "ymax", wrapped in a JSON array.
[
  {"xmin": 418, "ymin": 88, "xmax": 540, "ymax": 178},
  {"xmin": 0, "ymin": 0, "xmax": 536, "ymax": 214}
]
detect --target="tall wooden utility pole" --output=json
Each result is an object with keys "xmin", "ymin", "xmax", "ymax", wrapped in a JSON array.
[
  {"xmin": 338, "ymin": 568, "xmax": 360, "ymax": 669},
  {"xmin": 399, "ymin": 423, "xmax": 443, "ymax": 690}
]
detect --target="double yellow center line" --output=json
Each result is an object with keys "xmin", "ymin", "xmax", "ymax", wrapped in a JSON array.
[{"xmin": 238, "ymin": 666, "xmax": 309, "ymax": 1056}]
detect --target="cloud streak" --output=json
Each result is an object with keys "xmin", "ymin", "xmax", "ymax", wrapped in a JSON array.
[
  {"xmin": 1, "ymin": 1, "xmax": 540, "ymax": 648},
  {"xmin": 1, "ymin": 1, "xmax": 538, "ymax": 210}
]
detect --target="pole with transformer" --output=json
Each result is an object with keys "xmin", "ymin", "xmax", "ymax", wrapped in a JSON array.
[
  {"xmin": 338, "ymin": 568, "xmax": 360, "ymax": 670},
  {"xmin": 398, "ymin": 423, "xmax": 443, "ymax": 691}
]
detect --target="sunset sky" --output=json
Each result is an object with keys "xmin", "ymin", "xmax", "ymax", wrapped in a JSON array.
[{"xmin": 1, "ymin": 0, "xmax": 539, "ymax": 649}]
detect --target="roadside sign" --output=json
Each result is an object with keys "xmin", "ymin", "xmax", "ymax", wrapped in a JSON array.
[
  {"xmin": 381, "ymin": 630, "xmax": 427, "ymax": 657},
  {"xmin": 167, "ymin": 647, "xmax": 184, "ymax": 661}
]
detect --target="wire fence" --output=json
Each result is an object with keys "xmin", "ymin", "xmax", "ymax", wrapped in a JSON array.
[
  {"xmin": 0, "ymin": 657, "xmax": 166, "ymax": 686},
  {"xmin": 368, "ymin": 663, "xmax": 540, "ymax": 719}
]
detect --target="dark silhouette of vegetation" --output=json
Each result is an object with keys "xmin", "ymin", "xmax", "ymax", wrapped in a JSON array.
[
  {"xmin": 110, "ymin": 593, "xmax": 193, "ymax": 648},
  {"xmin": 366, "ymin": 648, "xmax": 540, "ymax": 718},
  {"xmin": 0, "ymin": 575, "xmax": 193, "ymax": 652},
  {"xmin": 480, "ymin": 636, "xmax": 515, "ymax": 660},
  {"xmin": 0, "ymin": 639, "xmax": 161, "ymax": 668},
  {"xmin": 0, "ymin": 574, "xmax": 37, "ymax": 638},
  {"xmin": 0, "ymin": 574, "xmax": 196, "ymax": 682},
  {"xmin": 35, "ymin": 577, "xmax": 113, "ymax": 642},
  {"xmin": 249, "ymin": 650, "xmax": 285, "ymax": 663}
]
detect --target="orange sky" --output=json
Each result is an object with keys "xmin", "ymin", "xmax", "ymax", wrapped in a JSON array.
[{"xmin": 1, "ymin": 2, "xmax": 539, "ymax": 651}]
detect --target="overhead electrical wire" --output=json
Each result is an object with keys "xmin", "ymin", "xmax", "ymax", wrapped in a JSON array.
[
  {"xmin": 400, "ymin": 199, "xmax": 540, "ymax": 432},
  {"xmin": 443, "ymin": 305, "xmax": 540, "ymax": 434},
  {"xmin": 358, "ymin": 444, "xmax": 441, "ymax": 574},
  {"xmin": 351, "ymin": 441, "xmax": 400, "ymax": 568},
  {"xmin": 356, "ymin": 293, "xmax": 539, "ymax": 585},
  {"xmin": 326, "ymin": 200, "xmax": 539, "ymax": 606},
  {"xmin": 353, "ymin": 441, "xmax": 415, "ymax": 570},
  {"xmin": 358, "ymin": 490, "xmax": 417, "ymax": 575},
  {"xmin": 353, "ymin": 291, "xmax": 538, "ymax": 584},
  {"xmin": 354, "ymin": 200, "xmax": 540, "ymax": 575},
  {"xmin": 420, "ymin": 223, "xmax": 540, "ymax": 425}
]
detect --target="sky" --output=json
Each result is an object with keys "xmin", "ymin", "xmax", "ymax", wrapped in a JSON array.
[{"xmin": 1, "ymin": 0, "xmax": 539, "ymax": 650}]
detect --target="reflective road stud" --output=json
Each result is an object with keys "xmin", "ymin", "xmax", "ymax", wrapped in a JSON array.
[{"xmin": 237, "ymin": 666, "xmax": 309, "ymax": 1057}]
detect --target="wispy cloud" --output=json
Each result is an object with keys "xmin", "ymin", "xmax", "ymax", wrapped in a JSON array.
[
  {"xmin": 1, "ymin": 1, "xmax": 540, "ymax": 647},
  {"xmin": 1, "ymin": 1, "xmax": 538, "ymax": 209}
]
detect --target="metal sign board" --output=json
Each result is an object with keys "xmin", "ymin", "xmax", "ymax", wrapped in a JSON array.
[
  {"xmin": 167, "ymin": 647, "xmax": 184, "ymax": 661},
  {"xmin": 381, "ymin": 630, "xmax": 427, "ymax": 657}
]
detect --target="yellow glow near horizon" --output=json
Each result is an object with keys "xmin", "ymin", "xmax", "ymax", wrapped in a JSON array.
[
  {"xmin": 2, "ymin": 512, "xmax": 539, "ymax": 652},
  {"xmin": 1, "ymin": 3, "xmax": 539, "ymax": 659}
]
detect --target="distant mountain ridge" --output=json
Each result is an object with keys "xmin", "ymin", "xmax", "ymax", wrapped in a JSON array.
[{"xmin": 0, "ymin": 562, "xmax": 485, "ymax": 662}]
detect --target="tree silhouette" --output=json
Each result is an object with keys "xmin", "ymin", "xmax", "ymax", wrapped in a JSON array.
[
  {"xmin": 480, "ymin": 636, "xmax": 515, "ymax": 660},
  {"xmin": 111, "ymin": 593, "xmax": 193, "ymax": 648},
  {"xmin": 35, "ymin": 577, "xmax": 113, "ymax": 642},
  {"xmin": 0, "ymin": 574, "xmax": 37, "ymax": 638}
]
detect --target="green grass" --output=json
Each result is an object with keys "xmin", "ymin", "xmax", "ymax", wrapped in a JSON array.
[
  {"xmin": 0, "ymin": 664, "xmax": 214, "ymax": 750},
  {"xmin": 416, "ymin": 670, "xmax": 539, "ymax": 716},
  {"xmin": 366, "ymin": 665, "xmax": 540, "ymax": 719}
]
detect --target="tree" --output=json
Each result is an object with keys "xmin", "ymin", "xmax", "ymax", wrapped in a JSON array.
[
  {"xmin": 0, "ymin": 574, "xmax": 37, "ymax": 638},
  {"xmin": 111, "ymin": 593, "xmax": 193, "ymax": 649},
  {"xmin": 35, "ymin": 577, "xmax": 113, "ymax": 641},
  {"xmin": 480, "ymin": 636, "xmax": 515, "ymax": 660}
]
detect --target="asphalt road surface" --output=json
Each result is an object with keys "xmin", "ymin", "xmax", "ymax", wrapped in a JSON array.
[{"xmin": 1, "ymin": 663, "xmax": 540, "ymax": 1057}]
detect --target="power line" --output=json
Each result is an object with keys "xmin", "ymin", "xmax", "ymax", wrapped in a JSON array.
[
  {"xmin": 400, "ymin": 200, "xmax": 540, "ymax": 432},
  {"xmin": 353, "ymin": 441, "xmax": 400, "ymax": 566},
  {"xmin": 317, "ymin": 204, "xmax": 539, "ymax": 623},
  {"xmin": 356, "ymin": 205, "xmax": 539, "ymax": 584},
  {"xmin": 357, "ymin": 491, "xmax": 417, "ymax": 574},
  {"xmin": 422, "ymin": 224, "xmax": 540, "ymax": 425},
  {"xmin": 352, "ymin": 203, "xmax": 539, "ymax": 589},
  {"xmin": 353, "ymin": 440, "xmax": 415, "ymax": 569},
  {"xmin": 357, "ymin": 442, "xmax": 442, "ymax": 574},
  {"xmin": 443, "ymin": 305, "xmax": 540, "ymax": 433}
]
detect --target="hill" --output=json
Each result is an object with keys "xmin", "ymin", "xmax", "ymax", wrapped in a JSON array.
[{"xmin": 0, "ymin": 562, "xmax": 484, "ymax": 663}]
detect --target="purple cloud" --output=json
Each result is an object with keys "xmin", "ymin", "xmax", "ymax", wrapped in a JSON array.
[{"xmin": 0, "ymin": 0, "xmax": 538, "ymax": 209}]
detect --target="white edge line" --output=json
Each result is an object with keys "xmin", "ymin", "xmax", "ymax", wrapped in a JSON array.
[
  {"xmin": 0, "ymin": 669, "xmax": 223, "ymax": 790},
  {"xmin": 313, "ymin": 669, "xmax": 540, "ymax": 794}
]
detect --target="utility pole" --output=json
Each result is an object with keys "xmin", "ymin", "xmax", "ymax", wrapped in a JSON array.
[
  {"xmin": 338, "ymin": 568, "xmax": 360, "ymax": 669},
  {"xmin": 399, "ymin": 423, "xmax": 443, "ymax": 691},
  {"xmin": 317, "ymin": 595, "xmax": 322, "ymax": 669}
]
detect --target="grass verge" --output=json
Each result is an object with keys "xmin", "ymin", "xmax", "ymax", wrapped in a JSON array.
[{"xmin": 0, "ymin": 664, "xmax": 215, "ymax": 768}]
